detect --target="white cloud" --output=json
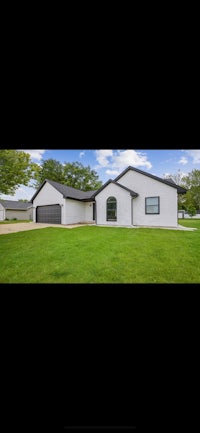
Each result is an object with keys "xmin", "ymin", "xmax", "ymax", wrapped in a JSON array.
[
  {"xmin": 184, "ymin": 150, "xmax": 200, "ymax": 163},
  {"xmin": 0, "ymin": 185, "xmax": 36, "ymax": 201},
  {"xmin": 95, "ymin": 149, "xmax": 113, "ymax": 167},
  {"xmin": 106, "ymin": 169, "xmax": 120, "ymax": 176},
  {"xmin": 95, "ymin": 149, "xmax": 152, "ymax": 173},
  {"xmin": 21, "ymin": 149, "xmax": 46, "ymax": 161},
  {"xmin": 111, "ymin": 149, "xmax": 152, "ymax": 170},
  {"xmin": 79, "ymin": 151, "xmax": 85, "ymax": 158},
  {"xmin": 179, "ymin": 156, "xmax": 188, "ymax": 165}
]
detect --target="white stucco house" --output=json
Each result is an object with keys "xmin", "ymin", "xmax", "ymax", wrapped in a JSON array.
[{"xmin": 31, "ymin": 166, "xmax": 187, "ymax": 227}]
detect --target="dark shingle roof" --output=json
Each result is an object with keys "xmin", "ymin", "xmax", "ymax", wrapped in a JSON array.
[
  {"xmin": 92, "ymin": 180, "xmax": 138, "ymax": 198},
  {"xmin": 0, "ymin": 200, "xmax": 33, "ymax": 210},
  {"xmin": 164, "ymin": 177, "xmax": 176, "ymax": 184},
  {"xmin": 113, "ymin": 166, "xmax": 187, "ymax": 194},
  {"xmin": 31, "ymin": 179, "xmax": 97, "ymax": 202}
]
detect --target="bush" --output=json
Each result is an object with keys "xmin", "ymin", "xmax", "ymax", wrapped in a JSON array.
[
  {"xmin": 13, "ymin": 218, "xmax": 18, "ymax": 220},
  {"xmin": 5, "ymin": 218, "xmax": 9, "ymax": 221},
  {"xmin": 187, "ymin": 205, "xmax": 196, "ymax": 217}
]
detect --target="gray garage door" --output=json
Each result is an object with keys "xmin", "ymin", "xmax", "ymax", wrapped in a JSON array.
[{"xmin": 36, "ymin": 205, "xmax": 61, "ymax": 224}]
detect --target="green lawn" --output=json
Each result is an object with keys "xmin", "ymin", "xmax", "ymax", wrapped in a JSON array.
[
  {"xmin": 0, "ymin": 220, "xmax": 31, "ymax": 224},
  {"xmin": 0, "ymin": 220, "xmax": 200, "ymax": 283}
]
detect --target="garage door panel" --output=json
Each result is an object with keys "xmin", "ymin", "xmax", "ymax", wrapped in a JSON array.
[{"xmin": 36, "ymin": 205, "xmax": 61, "ymax": 224}]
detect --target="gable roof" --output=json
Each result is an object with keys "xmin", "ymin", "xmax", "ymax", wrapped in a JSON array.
[
  {"xmin": 92, "ymin": 180, "xmax": 138, "ymax": 198},
  {"xmin": 114, "ymin": 166, "xmax": 187, "ymax": 194},
  {"xmin": 0, "ymin": 199, "xmax": 33, "ymax": 210},
  {"xmin": 31, "ymin": 179, "xmax": 97, "ymax": 202}
]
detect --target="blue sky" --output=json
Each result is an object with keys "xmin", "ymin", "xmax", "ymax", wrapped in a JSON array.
[{"xmin": 1, "ymin": 148, "xmax": 200, "ymax": 201}]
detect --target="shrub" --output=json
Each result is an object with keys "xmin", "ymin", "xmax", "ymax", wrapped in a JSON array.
[
  {"xmin": 187, "ymin": 205, "xmax": 196, "ymax": 217},
  {"xmin": 13, "ymin": 218, "xmax": 18, "ymax": 220},
  {"xmin": 5, "ymin": 218, "xmax": 9, "ymax": 221}
]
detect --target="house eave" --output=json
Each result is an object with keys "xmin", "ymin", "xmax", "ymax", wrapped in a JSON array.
[
  {"xmin": 93, "ymin": 179, "xmax": 138, "ymax": 198},
  {"xmin": 5, "ymin": 207, "xmax": 32, "ymax": 211},
  {"xmin": 114, "ymin": 165, "xmax": 188, "ymax": 193},
  {"xmin": 31, "ymin": 179, "xmax": 48, "ymax": 202},
  {"xmin": 64, "ymin": 196, "xmax": 95, "ymax": 202},
  {"xmin": 177, "ymin": 187, "xmax": 187, "ymax": 194}
]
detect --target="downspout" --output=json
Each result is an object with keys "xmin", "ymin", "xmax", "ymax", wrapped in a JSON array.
[
  {"xmin": 95, "ymin": 199, "xmax": 97, "ymax": 225},
  {"xmin": 131, "ymin": 196, "xmax": 133, "ymax": 226},
  {"xmin": 177, "ymin": 192, "xmax": 179, "ymax": 226}
]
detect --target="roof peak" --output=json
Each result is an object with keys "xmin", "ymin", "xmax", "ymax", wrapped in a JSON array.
[
  {"xmin": 113, "ymin": 166, "xmax": 187, "ymax": 193},
  {"xmin": 92, "ymin": 179, "xmax": 138, "ymax": 198}
]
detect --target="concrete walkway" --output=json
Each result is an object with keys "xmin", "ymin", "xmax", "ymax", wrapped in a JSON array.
[
  {"xmin": 132, "ymin": 224, "xmax": 197, "ymax": 231},
  {"xmin": 0, "ymin": 222, "xmax": 196, "ymax": 235},
  {"xmin": 96, "ymin": 224, "xmax": 197, "ymax": 231}
]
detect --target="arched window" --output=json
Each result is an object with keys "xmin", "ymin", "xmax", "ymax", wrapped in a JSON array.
[{"xmin": 107, "ymin": 196, "xmax": 117, "ymax": 221}]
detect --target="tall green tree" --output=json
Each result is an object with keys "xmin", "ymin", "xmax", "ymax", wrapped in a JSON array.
[
  {"xmin": 63, "ymin": 162, "xmax": 102, "ymax": 190},
  {"xmin": 164, "ymin": 169, "xmax": 200, "ymax": 211},
  {"xmin": 33, "ymin": 159, "xmax": 102, "ymax": 191},
  {"xmin": 0, "ymin": 149, "xmax": 37, "ymax": 195},
  {"xmin": 33, "ymin": 159, "xmax": 65, "ymax": 188},
  {"xmin": 182, "ymin": 169, "xmax": 200, "ymax": 211}
]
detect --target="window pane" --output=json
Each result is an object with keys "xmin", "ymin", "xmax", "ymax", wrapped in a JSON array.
[
  {"xmin": 145, "ymin": 197, "xmax": 159, "ymax": 214},
  {"xmin": 146, "ymin": 205, "xmax": 159, "ymax": 214},
  {"xmin": 108, "ymin": 203, "xmax": 116, "ymax": 210},
  {"xmin": 107, "ymin": 196, "xmax": 117, "ymax": 220},
  {"xmin": 146, "ymin": 197, "xmax": 159, "ymax": 206},
  {"xmin": 107, "ymin": 197, "xmax": 116, "ymax": 203},
  {"xmin": 107, "ymin": 210, "xmax": 116, "ymax": 218}
]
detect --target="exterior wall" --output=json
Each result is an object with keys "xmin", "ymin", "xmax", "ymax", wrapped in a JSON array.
[
  {"xmin": 64, "ymin": 200, "xmax": 94, "ymax": 224},
  {"xmin": 64, "ymin": 199, "xmax": 85, "ymax": 224},
  {"xmin": 32, "ymin": 182, "xmax": 65, "ymax": 223},
  {"xmin": 118, "ymin": 170, "xmax": 178, "ymax": 227},
  {"xmin": 84, "ymin": 202, "xmax": 95, "ymax": 222},
  {"xmin": 32, "ymin": 181, "xmax": 95, "ymax": 224},
  {"xmin": 6, "ymin": 208, "xmax": 33, "ymax": 220},
  {"xmin": 95, "ymin": 183, "xmax": 132, "ymax": 226},
  {"xmin": 0, "ymin": 203, "xmax": 5, "ymax": 221}
]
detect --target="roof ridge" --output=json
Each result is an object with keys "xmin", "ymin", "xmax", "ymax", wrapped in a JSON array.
[{"xmin": 46, "ymin": 178, "xmax": 96, "ymax": 193}]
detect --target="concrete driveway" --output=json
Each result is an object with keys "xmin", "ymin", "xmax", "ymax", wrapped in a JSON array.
[{"xmin": 0, "ymin": 222, "xmax": 93, "ymax": 235}]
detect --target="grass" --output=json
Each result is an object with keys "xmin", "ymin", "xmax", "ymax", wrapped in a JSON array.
[
  {"xmin": 178, "ymin": 218, "xmax": 200, "ymax": 226},
  {"xmin": 0, "ymin": 219, "xmax": 200, "ymax": 283},
  {"xmin": 0, "ymin": 220, "xmax": 31, "ymax": 224}
]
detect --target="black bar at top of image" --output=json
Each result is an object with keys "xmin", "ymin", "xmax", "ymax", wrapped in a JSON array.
[{"xmin": 64, "ymin": 427, "xmax": 136, "ymax": 430}]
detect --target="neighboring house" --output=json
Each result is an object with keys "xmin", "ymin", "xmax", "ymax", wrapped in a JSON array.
[
  {"xmin": 178, "ymin": 209, "xmax": 200, "ymax": 219},
  {"xmin": 31, "ymin": 166, "xmax": 187, "ymax": 227},
  {"xmin": 0, "ymin": 200, "xmax": 33, "ymax": 221}
]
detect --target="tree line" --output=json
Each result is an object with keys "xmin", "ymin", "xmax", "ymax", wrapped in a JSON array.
[
  {"xmin": 164, "ymin": 169, "xmax": 200, "ymax": 216},
  {"xmin": 0, "ymin": 150, "xmax": 102, "ymax": 196}
]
